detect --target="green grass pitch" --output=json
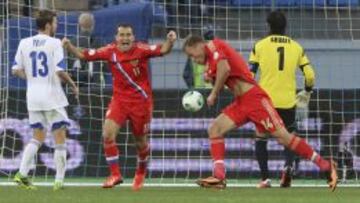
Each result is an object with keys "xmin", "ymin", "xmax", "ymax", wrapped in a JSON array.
[{"xmin": 0, "ymin": 186, "xmax": 358, "ymax": 203}]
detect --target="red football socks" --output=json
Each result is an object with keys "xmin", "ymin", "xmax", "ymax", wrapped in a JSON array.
[
  {"xmin": 103, "ymin": 138, "xmax": 121, "ymax": 176},
  {"xmin": 288, "ymin": 135, "xmax": 330, "ymax": 171},
  {"xmin": 136, "ymin": 144, "xmax": 150, "ymax": 174},
  {"xmin": 210, "ymin": 137, "xmax": 225, "ymax": 180}
]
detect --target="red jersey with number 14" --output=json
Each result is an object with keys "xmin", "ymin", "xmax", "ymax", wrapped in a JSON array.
[
  {"xmin": 204, "ymin": 38, "xmax": 257, "ymax": 91},
  {"xmin": 83, "ymin": 42, "xmax": 163, "ymax": 101}
]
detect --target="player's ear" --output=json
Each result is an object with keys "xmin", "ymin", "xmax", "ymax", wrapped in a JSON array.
[{"xmin": 115, "ymin": 34, "xmax": 120, "ymax": 42}]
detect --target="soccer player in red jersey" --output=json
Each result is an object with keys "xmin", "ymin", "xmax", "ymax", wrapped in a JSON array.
[
  {"xmin": 183, "ymin": 35, "xmax": 338, "ymax": 191},
  {"xmin": 63, "ymin": 24, "xmax": 177, "ymax": 190}
]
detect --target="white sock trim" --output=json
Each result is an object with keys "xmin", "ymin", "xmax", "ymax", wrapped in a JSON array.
[
  {"xmin": 55, "ymin": 144, "xmax": 67, "ymax": 151},
  {"xmin": 106, "ymin": 156, "xmax": 119, "ymax": 162},
  {"xmin": 29, "ymin": 138, "xmax": 42, "ymax": 148},
  {"xmin": 213, "ymin": 160, "xmax": 224, "ymax": 165}
]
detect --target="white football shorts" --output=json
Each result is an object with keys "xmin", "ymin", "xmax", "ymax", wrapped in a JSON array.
[{"xmin": 29, "ymin": 107, "xmax": 69, "ymax": 131}]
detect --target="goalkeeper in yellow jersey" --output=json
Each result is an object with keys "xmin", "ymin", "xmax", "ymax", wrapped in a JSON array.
[{"xmin": 249, "ymin": 10, "xmax": 315, "ymax": 188}]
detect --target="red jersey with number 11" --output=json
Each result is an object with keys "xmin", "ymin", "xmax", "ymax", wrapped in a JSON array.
[{"xmin": 83, "ymin": 42, "xmax": 163, "ymax": 101}]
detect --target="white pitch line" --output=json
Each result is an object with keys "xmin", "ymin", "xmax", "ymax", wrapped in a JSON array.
[{"xmin": 0, "ymin": 182, "xmax": 359, "ymax": 187}]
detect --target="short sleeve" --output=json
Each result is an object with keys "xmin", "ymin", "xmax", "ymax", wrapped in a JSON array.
[
  {"xmin": 249, "ymin": 45, "xmax": 259, "ymax": 64},
  {"xmin": 205, "ymin": 40, "xmax": 227, "ymax": 77},
  {"xmin": 211, "ymin": 49, "xmax": 227, "ymax": 65},
  {"xmin": 53, "ymin": 39, "xmax": 66, "ymax": 72},
  {"xmin": 12, "ymin": 40, "xmax": 24, "ymax": 70},
  {"xmin": 83, "ymin": 44, "xmax": 112, "ymax": 61},
  {"xmin": 137, "ymin": 43, "xmax": 163, "ymax": 58}
]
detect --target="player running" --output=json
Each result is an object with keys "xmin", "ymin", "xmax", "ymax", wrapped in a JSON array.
[
  {"xmin": 62, "ymin": 25, "xmax": 176, "ymax": 190},
  {"xmin": 12, "ymin": 10, "xmax": 79, "ymax": 191},
  {"xmin": 249, "ymin": 10, "xmax": 316, "ymax": 188},
  {"xmin": 182, "ymin": 35, "xmax": 337, "ymax": 191}
]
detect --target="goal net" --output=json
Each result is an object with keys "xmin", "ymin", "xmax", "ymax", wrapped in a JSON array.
[{"xmin": 1, "ymin": 0, "xmax": 360, "ymax": 187}]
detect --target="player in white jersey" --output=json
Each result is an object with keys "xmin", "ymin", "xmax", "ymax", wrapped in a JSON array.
[{"xmin": 11, "ymin": 10, "xmax": 78, "ymax": 191}]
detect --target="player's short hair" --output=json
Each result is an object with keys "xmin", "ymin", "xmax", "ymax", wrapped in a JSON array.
[
  {"xmin": 183, "ymin": 35, "xmax": 205, "ymax": 51},
  {"xmin": 267, "ymin": 10, "xmax": 287, "ymax": 35},
  {"xmin": 116, "ymin": 23, "xmax": 134, "ymax": 34},
  {"xmin": 36, "ymin": 10, "xmax": 57, "ymax": 30}
]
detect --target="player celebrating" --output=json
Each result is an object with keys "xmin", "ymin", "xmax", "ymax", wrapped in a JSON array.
[
  {"xmin": 12, "ymin": 10, "xmax": 78, "ymax": 191},
  {"xmin": 62, "ymin": 25, "xmax": 176, "ymax": 190},
  {"xmin": 182, "ymin": 35, "xmax": 337, "ymax": 191},
  {"xmin": 249, "ymin": 11, "xmax": 316, "ymax": 188}
]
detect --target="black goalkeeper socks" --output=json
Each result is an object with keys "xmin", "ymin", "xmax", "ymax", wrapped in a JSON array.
[
  {"xmin": 255, "ymin": 139, "xmax": 269, "ymax": 180},
  {"xmin": 284, "ymin": 147, "xmax": 296, "ymax": 168}
]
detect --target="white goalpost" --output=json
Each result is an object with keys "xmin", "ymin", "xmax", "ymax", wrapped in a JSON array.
[{"xmin": 1, "ymin": 0, "xmax": 360, "ymax": 187}]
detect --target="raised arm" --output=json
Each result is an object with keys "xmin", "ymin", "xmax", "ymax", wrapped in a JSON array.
[
  {"xmin": 207, "ymin": 60, "xmax": 230, "ymax": 106},
  {"xmin": 62, "ymin": 37, "xmax": 85, "ymax": 60},
  {"xmin": 160, "ymin": 30, "xmax": 177, "ymax": 55}
]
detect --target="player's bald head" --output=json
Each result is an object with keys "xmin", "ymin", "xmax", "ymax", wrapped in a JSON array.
[{"xmin": 267, "ymin": 10, "xmax": 287, "ymax": 35}]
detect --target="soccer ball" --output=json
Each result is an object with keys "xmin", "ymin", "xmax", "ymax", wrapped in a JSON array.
[{"xmin": 182, "ymin": 91, "xmax": 204, "ymax": 112}]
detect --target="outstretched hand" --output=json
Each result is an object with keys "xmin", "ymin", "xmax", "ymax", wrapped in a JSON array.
[
  {"xmin": 296, "ymin": 90, "xmax": 311, "ymax": 108},
  {"xmin": 207, "ymin": 92, "xmax": 217, "ymax": 107},
  {"xmin": 61, "ymin": 37, "xmax": 71, "ymax": 49},
  {"xmin": 167, "ymin": 30, "xmax": 177, "ymax": 43}
]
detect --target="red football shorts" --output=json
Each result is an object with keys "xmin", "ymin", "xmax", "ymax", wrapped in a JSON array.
[
  {"xmin": 106, "ymin": 98, "xmax": 152, "ymax": 136},
  {"xmin": 222, "ymin": 86, "xmax": 284, "ymax": 133}
]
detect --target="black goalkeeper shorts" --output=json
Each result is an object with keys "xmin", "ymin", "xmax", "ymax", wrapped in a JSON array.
[{"xmin": 275, "ymin": 107, "xmax": 296, "ymax": 133}]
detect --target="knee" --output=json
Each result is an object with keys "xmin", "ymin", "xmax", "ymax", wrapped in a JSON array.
[
  {"xmin": 33, "ymin": 129, "xmax": 46, "ymax": 143},
  {"xmin": 271, "ymin": 127, "xmax": 292, "ymax": 146},
  {"xmin": 275, "ymin": 132, "xmax": 291, "ymax": 146},
  {"xmin": 54, "ymin": 134, "xmax": 66, "ymax": 145},
  {"xmin": 208, "ymin": 122, "xmax": 223, "ymax": 139},
  {"xmin": 277, "ymin": 137, "xmax": 287, "ymax": 146},
  {"xmin": 102, "ymin": 128, "xmax": 116, "ymax": 140},
  {"xmin": 134, "ymin": 136, "xmax": 147, "ymax": 149}
]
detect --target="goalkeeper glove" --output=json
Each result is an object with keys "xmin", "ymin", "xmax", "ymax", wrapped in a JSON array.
[{"xmin": 296, "ymin": 90, "xmax": 312, "ymax": 108}]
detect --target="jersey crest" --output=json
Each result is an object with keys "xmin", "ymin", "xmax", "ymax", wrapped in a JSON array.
[{"xmin": 129, "ymin": 59, "xmax": 139, "ymax": 66}]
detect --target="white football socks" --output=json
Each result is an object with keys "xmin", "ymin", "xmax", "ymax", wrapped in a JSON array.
[
  {"xmin": 19, "ymin": 138, "xmax": 41, "ymax": 177},
  {"xmin": 54, "ymin": 144, "xmax": 67, "ymax": 182}
]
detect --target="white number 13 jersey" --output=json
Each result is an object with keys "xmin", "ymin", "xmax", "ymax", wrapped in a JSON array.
[{"xmin": 11, "ymin": 34, "xmax": 69, "ymax": 111}]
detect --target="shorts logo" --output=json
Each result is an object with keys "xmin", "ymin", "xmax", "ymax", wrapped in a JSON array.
[
  {"xmin": 150, "ymin": 45, "xmax": 157, "ymax": 51},
  {"xmin": 261, "ymin": 118, "xmax": 274, "ymax": 131},
  {"xmin": 88, "ymin": 49, "xmax": 96, "ymax": 56},
  {"xmin": 130, "ymin": 59, "xmax": 139, "ymax": 66}
]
